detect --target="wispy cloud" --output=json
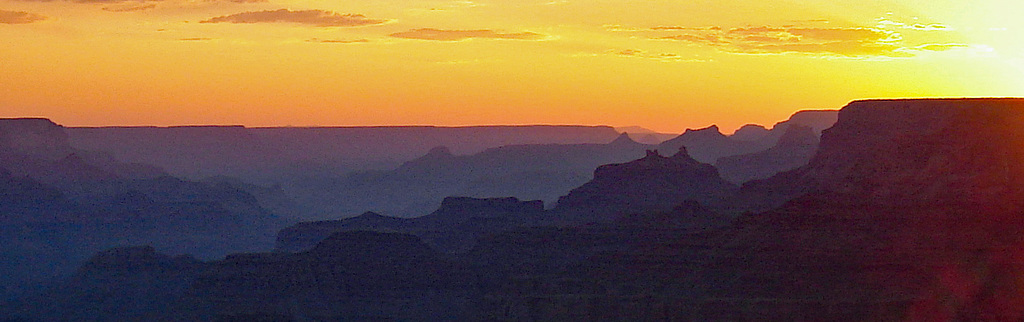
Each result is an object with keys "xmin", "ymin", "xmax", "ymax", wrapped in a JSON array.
[
  {"xmin": 0, "ymin": 9, "xmax": 46, "ymax": 24},
  {"xmin": 306, "ymin": 38, "xmax": 369, "ymax": 44},
  {"xmin": 102, "ymin": 3, "xmax": 156, "ymax": 12},
  {"xmin": 389, "ymin": 28, "xmax": 546, "ymax": 41},
  {"xmin": 625, "ymin": 23, "xmax": 958, "ymax": 57},
  {"xmin": 179, "ymin": 37, "xmax": 213, "ymax": 41},
  {"xmin": 16, "ymin": 0, "xmax": 154, "ymax": 3},
  {"xmin": 876, "ymin": 18, "xmax": 950, "ymax": 31},
  {"xmin": 201, "ymin": 9, "xmax": 387, "ymax": 27},
  {"xmin": 612, "ymin": 49, "xmax": 706, "ymax": 62}
]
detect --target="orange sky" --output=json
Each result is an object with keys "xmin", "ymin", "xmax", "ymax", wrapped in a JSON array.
[{"xmin": 1, "ymin": 0, "xmax": 1021, "ymax": 133}]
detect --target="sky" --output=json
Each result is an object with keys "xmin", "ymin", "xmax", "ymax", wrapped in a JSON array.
[{"xmin": 1, "ymin": 0, "xmax": 1022, "ymax": 133}]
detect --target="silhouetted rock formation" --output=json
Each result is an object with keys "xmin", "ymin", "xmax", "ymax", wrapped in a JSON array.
[
  {"xmin": 289, "ymin": 134, "xmax": 651, "ymax": 217},
  {"xmin": 656, "ymin": 109, "xmax": 837, "ymax": 164},
  {"xmin": 715, "ymin": 124, "xmax": 820, "ymax": 184},
  {"xmin": 551, "ymin": 148, "xmax": 736, "ymax": 223},
  {"xmin": 276, "ymin": 196, "xmax": 545, "ymax": 253},
  {"xmin": 657, "ymin": 125, "xmax": 761, "ymax": 164}
]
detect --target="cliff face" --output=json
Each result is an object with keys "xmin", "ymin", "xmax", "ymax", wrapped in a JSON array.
[
  {"xmin": 809, "ymin": 99, "xmax": 1024, "ymax": 202},
  {"xmin": 657, "ymin": 125, "xmax": 761, "ymax": 163},
  {"xmin": 712, "ymin": 98, "xmax": 1024, "ymax": 319},
  {"xmin": 739, "ymin": 98, "xmax": 1024, "ymax": 212}
]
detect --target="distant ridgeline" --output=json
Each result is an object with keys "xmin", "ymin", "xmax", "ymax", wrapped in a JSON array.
[
  {"xmin": 60, "ymin": 111, "xmax": 836, "ymax": 219},
  {"xmin": 0, "ymin": 104, "xmax": 881, "ymax": 320}
]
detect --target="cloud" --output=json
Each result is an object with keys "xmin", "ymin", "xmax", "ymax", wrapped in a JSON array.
[
  {"xmin": 657, "ymin": 34, "xmax": 726, "ymax": 45},
  {"xmin": 652, "ymin": 26, "xmax": 721, "ymax": 31},
  {"xmin": 728, "ymin": 26, "xmax": 786, "ymax": 34},
  {"xmin": 785, "ymin": 27, "xmax": 895, "ymax": 42},
  {"xmin": 306, "ymin": 38, "xmax": 369, "ymax": 44},
  {"xmin": 390, "ymin": 28, "xmax": 546, "ymax": 41},
  {"xmin": 611, "ymin": 49, "xmax": 703, "ymax": 62},
  {"xmin": 102, "ymin": 3, "xmax": 156, "ymax": 11},
  {"xmin": 640, "ymin": 24, "xmax": 933, "ymax": 57},
  {"xmin": 876, "ymin": 18, "xmax": 951, "ymax": 31},
  {"xmin": 0, "ymin": 9, "xmax": 46, "ymax": 24},
  {"xmin": 911, "ymin": 43, "xmax": 968, "ymax": 51},
  {"xmin": 179, "ymin": 37, "xmax": 213, "ymax": 41},
  {"xmin": 201, "ymin": 9, "xmax": 387, "ymax": 27},
  {"xmin": 18, "ymin": 0, "xmax": 158, "ymax": 3}
]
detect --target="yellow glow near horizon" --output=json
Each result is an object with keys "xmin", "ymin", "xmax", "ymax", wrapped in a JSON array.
[{"xmin": 1, "ymin": 0, "xmax": 1021, "ymax": 133}]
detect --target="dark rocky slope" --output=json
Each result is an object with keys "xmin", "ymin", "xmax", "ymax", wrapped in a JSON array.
[
  {"xmin": 12, "ymin": 232, "xmax": 473, "ymax": 321},
  {"xmin": 276, "ymin": 196, "xmax": 545, "ymax": 253}
]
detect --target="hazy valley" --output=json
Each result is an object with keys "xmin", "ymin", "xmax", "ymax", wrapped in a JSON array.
[{"xmin": 9, "ymin": 99, "xmax": 1024, "ymax": 320}]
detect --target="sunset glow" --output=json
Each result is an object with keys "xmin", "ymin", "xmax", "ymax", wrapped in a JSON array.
[{"xmin": 1, "ymin": 0, "xmax": 1021, "ymax": 132}]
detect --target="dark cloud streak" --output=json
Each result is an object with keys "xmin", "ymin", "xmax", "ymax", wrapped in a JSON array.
[
  {"xmin": 102, "ymin": 3, "xmax": 156, "ymax": 12},
  {"xmin": 0, "ymin": 9, "xmax": 46, "ymax": 24},
  {"xmin": 200, "ymin": 9, "xmax": 386, "ymax": 27},
  {"xmin": 389, "ymin": 28, "xmax": 545, "ymax": 41}
]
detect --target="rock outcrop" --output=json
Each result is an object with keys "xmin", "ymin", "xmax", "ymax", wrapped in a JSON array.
[
  {"xmin": 551, "ymin": 148, "xmax": 736, "ymax": 223},
  {"xmin": 655, "ymin": 109, "xmax": 837, "ymax": 165}
]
